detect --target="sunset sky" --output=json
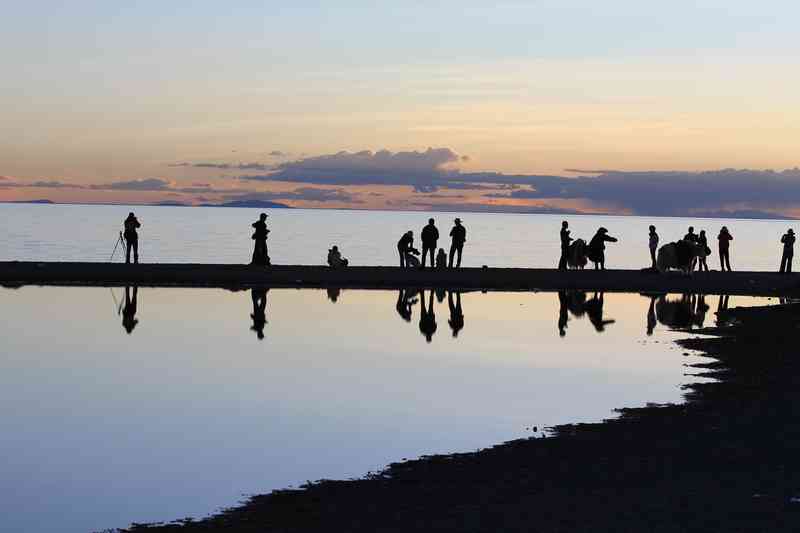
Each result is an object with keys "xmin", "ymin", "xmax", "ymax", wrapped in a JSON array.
[{"xmin": 2, "ymin": 1, "xmax": 800, "ymax": 217}]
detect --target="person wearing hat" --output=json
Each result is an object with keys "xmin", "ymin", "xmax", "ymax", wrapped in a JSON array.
[
  {"xmin": 587, "ymin": 227, "xmax": 618, "ymax": 270},
  {"xmin": 250, "ymin": 213, "xmax": 271, "ymax": 266},
  {"xmin": 123, "ymin": 212, "xmax": 141, "ymax": 264},
  {"xmin": 717, "ymin": 226, "xmax": 733, "ymax": 272},
  {"xmin": 780, "ymin": 228, "xmax": 795, "ymax": 273},
  {"xmin": 448, "ymin": 218, "xmax": 467, "ymax": 268}
]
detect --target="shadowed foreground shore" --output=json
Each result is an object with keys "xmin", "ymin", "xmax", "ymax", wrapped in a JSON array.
[
  {"xmin": 3, "ymin": 261, "xmax": 800, "ymax": 295},
  {"xmin": 122, "ymin": 302, "xmax": 800, "ymax": 532}
]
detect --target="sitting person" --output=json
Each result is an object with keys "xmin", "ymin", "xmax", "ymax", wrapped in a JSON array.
[
  {"xmin": 436, "ymin": 248, "xmax": 447, "ymax": 270},
  {"xmin": 327, "ymin": 245, "xmax": 349, "ymax": 268}
]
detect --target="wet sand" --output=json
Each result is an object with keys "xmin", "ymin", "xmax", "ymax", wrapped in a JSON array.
[
  {"xmin": 2, "ymin": 261, "xmax": 800, "ymax": 295},
  {"xmin": 123, "ymin": 301, "xmax": 800, "ymax": 532}
]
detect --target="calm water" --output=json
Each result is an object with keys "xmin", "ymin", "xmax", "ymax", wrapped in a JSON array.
[
  {"xmin": 0, "ymin": 285, "xmax": 776, "ymax": 532},
  {"xmin": 0, "ymin": 203, "xmax": 793, "ymax": 270}
]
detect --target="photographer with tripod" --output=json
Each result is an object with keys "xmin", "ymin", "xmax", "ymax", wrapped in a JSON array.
[{"xmin": 123, "ymin": 212, "xmax": 141, "ymax": 264}]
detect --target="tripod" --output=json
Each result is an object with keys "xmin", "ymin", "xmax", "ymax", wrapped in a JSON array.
[{"xmin": 110, "ymin": 231, "xmax": 126, "ymax": 262}]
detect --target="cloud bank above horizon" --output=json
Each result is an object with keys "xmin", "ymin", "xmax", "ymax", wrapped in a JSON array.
[{"xmin": 3, "ymin": 147, "xmax": 800, "ymax": 219}]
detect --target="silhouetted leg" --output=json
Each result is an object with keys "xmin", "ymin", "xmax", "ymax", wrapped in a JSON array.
[
  {"xmin": 780, "ymin": 254, "xmax": 786, "ymax": 273},
  {"xmin": 790, "ymin": 255, "xmax": 794, "ymax": 273},
  {"xmin": 558, "ymin": 249, "xmax": 567, "ymax": 270},
  {"xmin": 448, "ymin": 245, "xmax": 455, "ymax": 268},
  {"xmin": 125, "ymin": 241, "xmax": 132, "ymax": 264},
  {"xmin": 132, "ymin": 240, "xmax": 138, "ymax": 264},
  {"xmin": 650, "ymin": 248, "xmax": 657, "ymax": 269},
  {"xmin": 455, "ymin": 246, "xmax": 462, "ymax": 267},
  {"xmin": 399, "ymin": 248, "xmax": 405, "ymax": 268}
]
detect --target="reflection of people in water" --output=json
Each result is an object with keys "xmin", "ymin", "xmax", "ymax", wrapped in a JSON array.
[
  {"xmin": 584, "ymin": 292, "xmax": 615, "ymax": 332},
  {"xmin": 327, "ymin": 287, "xmax": 341, "ymax": 303},
  {"xmin": 646, "ymin": 294, "xmax": 658, "ymax": 336},
  {"xmin": 716, "ymin": 294, "xmax": 730, "ymax": 326},
  {"xmin": 447, "ymin": 290, "xmax": 464, "ymax": 337},
  {"xmin": 557, "ymin": 291, "xmax": 569, "ymax": 337},
  {"xmin": 656, "ymin": 293, "xmax": 708, "ymax": 329},
  {"xmin": 122, "ymin": 286, "xmax": 139, "ymax": 334},
  {"xmin": 418, "ymin": 289, "xmax": 437, "ymax": 342},
  {"xmin": 395, "ymin": 289, "xmax": 417, "ymax": 322},
  {"xmin": 693, "ymin": 294, "xmax": 709, "ymax": 328},
  {"xmin": 250, "ymin": 288, "xmax": 269, "ymax": 340}
]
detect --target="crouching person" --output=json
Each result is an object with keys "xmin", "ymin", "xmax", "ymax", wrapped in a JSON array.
[
  {"xmin": 436, "ymin": 248, "xmax": 447, "ymax": 270},
  {"xmin": 327, "ymin": 245, "xmax": 349, "ymax": 268}
]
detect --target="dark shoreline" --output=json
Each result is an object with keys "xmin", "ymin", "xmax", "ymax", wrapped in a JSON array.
[
  {"xmin": 3, "ymin": 262, "xmax": 800, "ymax": 295},
  {"xmin": 122, "ymin": 301, "xmax": 800, "ymax": 532}
]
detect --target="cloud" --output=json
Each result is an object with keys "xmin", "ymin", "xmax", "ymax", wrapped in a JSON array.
[
  {"xmin": 90, "ymin": 178, "xmax": 172, "ymax": 191},
  {"xmin": 29, "ymin": 180, "xmax": 83, "ymax": 189},
  {"xmin": 171, "ymin": 161, "xmax": 273, "ymax": 171},
  {"xmin": 268, "ymin": 150, "xmax": 286, "ymax": 157},
  {"xmin": 241, "ymin": 148, "xmax": 462, "ymax": 192},
  {"xmin": 408, "ymin": 201, "xmax": 586, "ymax": 215},
  {"xmin": 475, "ymin": 168, "xmax": 800, "ymax": 216},
  {"xmin": 226, "ymin": 187, "xmax": 362, "ymax": 204}
]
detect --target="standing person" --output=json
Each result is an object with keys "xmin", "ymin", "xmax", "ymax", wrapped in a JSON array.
[
  {"xmin": 122, "ymin": 286, "xmax": 139, "ymax": 334},
  {"xmin": 648, "ymin": 225, "xmax": 659, "ymax": 269},
  {"xmin": 718, "ymin": 226, "xmax": 733, "ymax": 271},
  {"xmin": 420, "ymin": 218, "xmax": 439, "ymax": 269},
  {"xmin": 448, "ymin": 218, "xmax": 467, "ymax": 268},
  {"xmin": 397, "ymin": 231, "xmax": 417, "ymax": 267},
  {"xmin": 780, "ymin": 228, "xmax": 795, "ymax": 273},
  {"xmin": 697, "ymin": 230, "xmax": 710, "ymax": 272},
  {"xmin": 587, "ymin": 227, "xmax": 618, "ymax": 270},
  {"xmin": 447, "ymin": 290, "xmax": 464, "ymax": 337},
  {"xmin": 123, "ymin": 212, "xmax": 141, "ymax": 264},
  {"xmin": 250, "ymin": 213, "xmax": 270, "ymax": 266},
  {"xmin": 418, "ymin": 289, "xmax": 437, "ymax": 342},
  {"xmin": 558, "ymin": 220, "xmax": 573, "ymax": 270}
]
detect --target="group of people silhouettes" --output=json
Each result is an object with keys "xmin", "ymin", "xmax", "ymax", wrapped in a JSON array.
[
  {"xmin": 119, "ymin": 211, "xmax": 796, "ymax": 273},
  {"xmin": 397, "ymin": 218, "xmax": 467, "ymax": 269}
]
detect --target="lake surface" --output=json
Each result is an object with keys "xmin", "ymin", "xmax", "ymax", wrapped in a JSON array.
[
  {"xmin": 0, "ymin": 203, "xmax": 794, "ymax": 270},
  {"xmin": 0, "ymin": 285, "xmax": 776, "ymax": 533}
]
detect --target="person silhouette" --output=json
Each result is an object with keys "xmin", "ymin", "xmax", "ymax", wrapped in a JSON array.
[
  {"xmin": 250, "ymin": 288, "xmax": 268, "ymax": 340},
  {"xmin": 697, "ymin": 230, "xmax": 710, "ymax": 272},
  {"xmin": 557, "ymin": 290, "xmax": 569, "ymax": 337},
  {"xmin": 558, "ymin": 221, "xmax": 573, "ymax": 270},
  {"xmin": 436, "ymin": 248, "xmax": 447, "ymax": 270},
  {"xmin": 693, "ymin": 294, "xmax": 709, "ymax": 328},
  {"xmin": 448, "ymin": 218, "xmax": 467, "ymax": 268},
  {"xmin": 251, "ymin": 213, "xmax": 270, "ymax": 266},
  {"xmin": 584, "ymin": 292, "xmax": 615, "ymax": 332},
  {"xmin": 718, "ymin": 226, "xmax": 733, "ymax": 271},
  {"xmin": 418, "ymin": 289, "xmax": 437, "ymax": 342},
  {"xmin": 587, "ymin": 228, "xmax": 618, "ymax": 270},
  {"xmin": 716, "ymin": 294, "xmax": 730, "ymax": 326},
  {"xmin": 780, "ymin": 228, "xmax": 795, "ymax": 273},
  {"xmin": 684, "ymin": 226, "xmax": 698, "ymax": 243},
  {"xmin": 421, "ymin": 218, "xmax": 439, "ymax": 269},
  {"xmin": 646, "ymin": 294, "xmax": 658, "ymax": 336},
  {"xmin": 397, "ymin": 231, "xmax": 418, "ymax": 268},
  {"xmin": 122, "ymin": 286, "xmax": 139, "ymax": 334},
  {"xmin": 447, "ymin": 290, "xmax": 464, "ymax": 337},
  {"xmin": 648, "ymin": 225, "xmax": 659, "ymax": 269},
  {"xmin": 327, "ymin": 245, "xmax": 349, "ymax": 268},
  {"xmin": 123, "ymin": 212, "xmax": 141, "ymax": 264},
  {"xmin": 395, "ymin": 289, "xmax": 417, "ymax": 322}
]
